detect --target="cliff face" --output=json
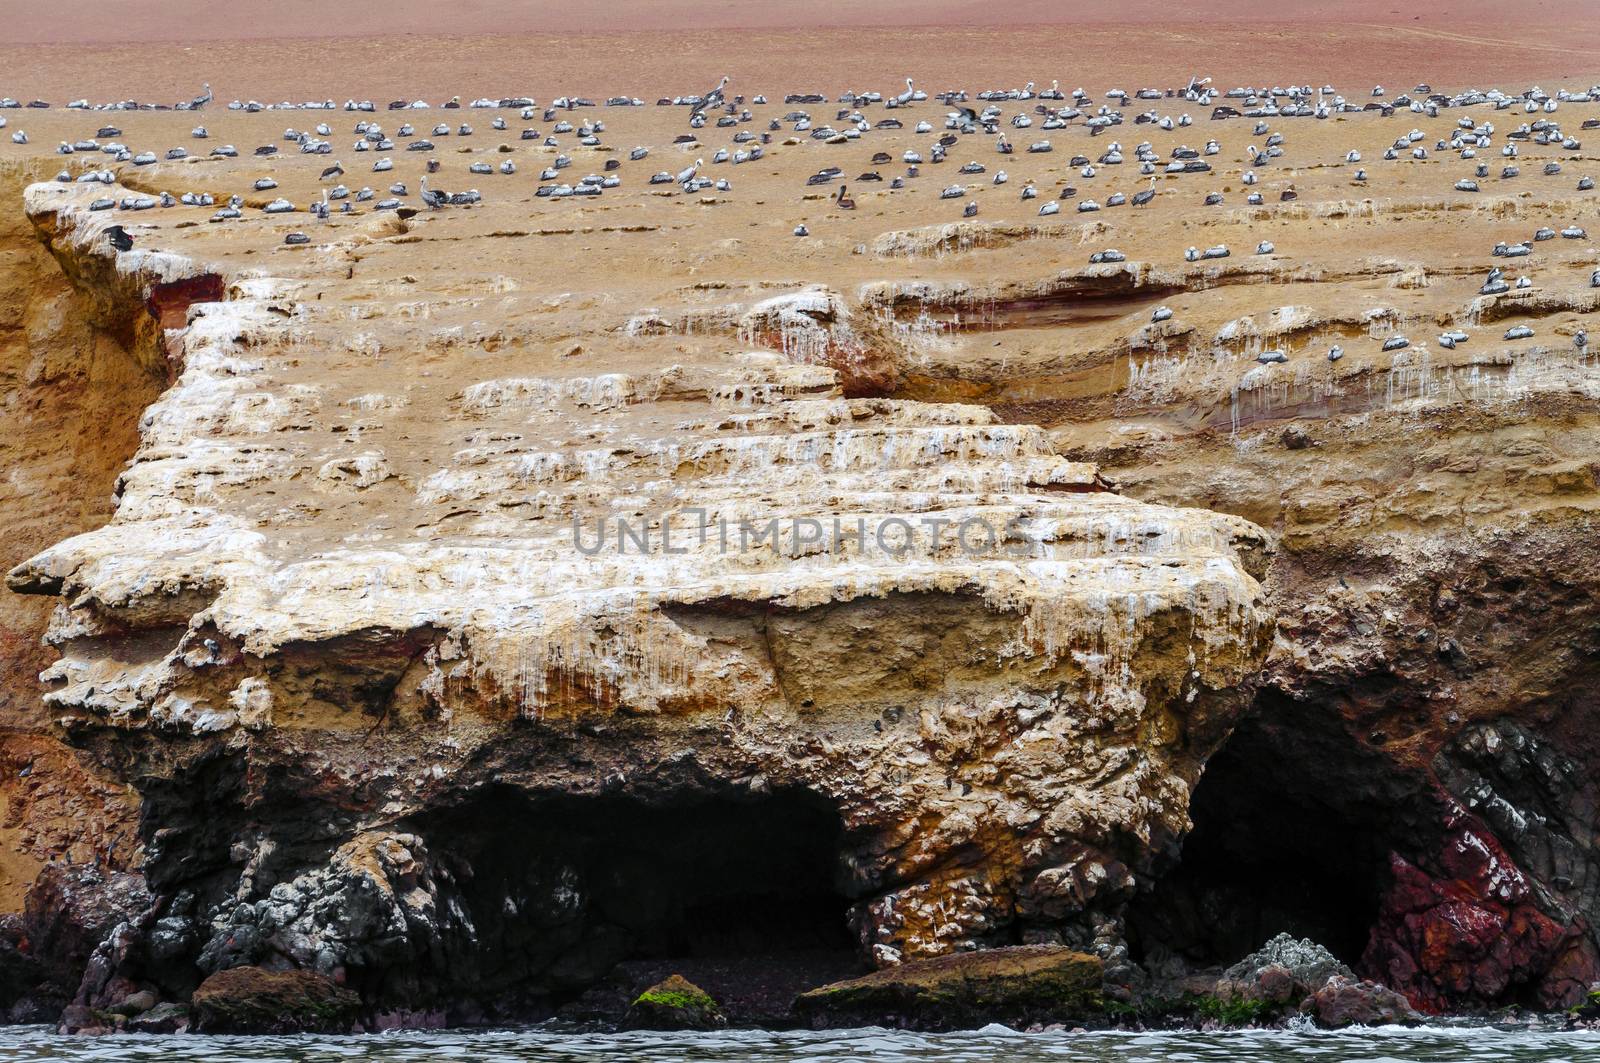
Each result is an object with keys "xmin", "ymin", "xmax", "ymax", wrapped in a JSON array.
[
  {"xmin": 1103, "ymin": 403, "xmax": 1600, "ymax": 1010},
  {"xmin": 877, "ymin": 224, "xmax": 1600, "ymax": 1009},
  {"xmin": 4, "ymin": 183, "xmax": 1271, "ymax": 1021},
  {"xmin": 1, "ymin": 89, "xmax": 1598, "ymax": 1026},
  {"xmin": 0, "ymin": 160, "xmax": 151, "ymax": 1020}
]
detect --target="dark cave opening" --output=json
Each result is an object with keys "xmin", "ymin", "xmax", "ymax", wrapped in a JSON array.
[
  {"xmin": 413, "ymin": 786, "xmax": 862, "ymax": 1017},
  {"xmin": 1128, "ymin": 692, "xmax": 1422, "ymax": 974}
]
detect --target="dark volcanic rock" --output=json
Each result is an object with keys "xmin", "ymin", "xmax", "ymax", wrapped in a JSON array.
[
  {"xmin": 0, "ymin": 915, "xmax": 41, "ymax": 1013},
  {"xmin": 622, "ymin": 974, "xmax": 727, "ymax": 1030},
  {"xmin": 15, "ymin": 863, "xmax": 150, "ymax": 1016},
  {"xmin": 794, "ymin": 945, "xmax": 1103, "ymax": 1030},
  {"xmin": 190, "ymin": 966, "xmax": 361, "ymax": 1033},
  {"xmin": 1567, "ymin": 985, "xmax": 1600, "ymax": 1028},
  {"xmin": 57, "ymin": 1003, "xmax": 120, "ymax": 1035},
  {"xmin": 1221, "ymin": 933, "xmax": 1352, "ymax": 999},
  {"xmin": 126, "ymin": 1001, "xmax": 190, "ymax": 1033}
]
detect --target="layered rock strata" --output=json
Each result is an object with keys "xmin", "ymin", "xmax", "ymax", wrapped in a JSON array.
[{"xmin": 6, "ymin": 183, "xmax": 1271, "ymax": 1020}]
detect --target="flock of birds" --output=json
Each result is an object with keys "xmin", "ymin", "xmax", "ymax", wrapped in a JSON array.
[{"xmin": 3, "ymin": 73, "xmax": 1597, "ymax": 360}]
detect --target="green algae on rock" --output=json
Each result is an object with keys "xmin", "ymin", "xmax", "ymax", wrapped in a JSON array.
[{"xmin": 624, "ymin": 975, "xmax": 727, "ymax": 1031}]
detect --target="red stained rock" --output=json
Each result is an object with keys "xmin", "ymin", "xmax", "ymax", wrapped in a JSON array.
[
  {"xmin": 1366, "ymin": 823, "xmax": 1599, "ymax": 1011},
  {"xmin": 1308, "ymin": 974, "xmax": 1421, "ymax": 1028}
]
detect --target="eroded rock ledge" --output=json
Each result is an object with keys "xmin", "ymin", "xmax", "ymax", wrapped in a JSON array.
[{"xmin": 8, "ymin": 185, "xmax": 1273, "ymax": 1024}]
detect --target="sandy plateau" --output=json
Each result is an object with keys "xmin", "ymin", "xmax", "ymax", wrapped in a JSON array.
[{"xmin": 0, "ymin": 61, "xmax": 1597, "ymax": 1031}]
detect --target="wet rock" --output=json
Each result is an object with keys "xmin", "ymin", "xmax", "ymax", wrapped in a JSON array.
[
  {"xmin": 794, "ymin": 945, "xmax": 1103, "ymax": 1030},
  {"xmin": 7, "ymin": 994, "xmax": 58, "ymax": 1025},
  {"xmin": 1221, "ymin": 933, "xmax": 1352, "ymax": 998},
  {"xmin": 1366, "ymin": 827, "xmax": 1591, "ymax": 1011},
  {"xmin": 1249, "ymin": 963, "xmax": 1299, "ymax": 1005},
  {"xmin": 57, "ymin": 1003, "xmax": 121, "ymax": 1035},
  {"xmin": 107, "ymin": 988, "xmax": 158, "ymax": 1015},
  {"xmin": 1306, "ymin": 975, "xmax": 1422, "ymax": 1028},
  {"xmin": 126, "ymin": 1001, "xmax": 190, "ymax": 1033},
  {"xmin": 0, "ymin": 916, "xmax": 41, "ymax": 1013},
  {"xmin": 193, "ymin": 831, "xmax": 462, "ymax": 1002},
  {"xmin": 622, "ymin": 974, "xmax": 726, "ymax": 1031},
  {"xmin": 190, "ymin": 966, "xmax": 361, "ymax": 1034},
  {"xmin": 21, "ymin": 864, "xmax": 149, "ymax": 1011},
  {"xmin": 1566, "ymin": 985, "xmax": 1600, "ymax": 1028}
]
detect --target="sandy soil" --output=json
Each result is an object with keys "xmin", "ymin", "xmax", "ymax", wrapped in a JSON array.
[
  {"xmin": 3, "ymin": 77, "xmax": 1595, "ymax": 546},
  {"xmin": 6, "ymin": 0, "xmax": 1593, "ymax": 40}
]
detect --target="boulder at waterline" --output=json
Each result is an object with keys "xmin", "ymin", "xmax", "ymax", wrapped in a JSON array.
[
  {"xmin": 190, "ymin": 966, "xmax": 361, "ymax": 1034},
  {"xmin": 623, "ymin": 975, "xmax": 727, "ymax": 1030},
  {"xmin": 126, "ymin": 1001, "xmax": 190, "ymax": 1033},
  {"xmin": 1219, "ymin": 933, "xmax": 1353, "ymax": 1003},
  {"xmin": 1307, "ymin": 975, "xmax": 1422, "ymax": 1028},
  {"xmin": 794, "ymin": 945, "xmax": 1103, "ymax": 1030}
]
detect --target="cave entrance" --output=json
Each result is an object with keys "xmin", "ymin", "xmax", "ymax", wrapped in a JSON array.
[
  {"xmin": 1128, "ymin": 691, "xmax": 1421, "ymax": 973},
  {"xmin": 417, "ymin": 786, "xmax": 863, "ymax": 1019}
]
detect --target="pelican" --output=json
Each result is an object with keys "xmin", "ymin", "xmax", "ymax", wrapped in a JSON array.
[
  {"xmin": 693, "ymin": 76, "xmax": 730, "ymax": 115},
  {"xmin": 675, "ymin": 158, "xmax": 703, "ymax": 186},
  {"xmin": 420, "ymin": 175, "xmax": 447, "ymax": 208},
  {"xmin": 895, "ymin": 79, "xmax": 916, "ymax": 108}
]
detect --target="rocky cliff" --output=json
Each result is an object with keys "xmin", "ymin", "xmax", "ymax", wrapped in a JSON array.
[
  {"xmin": 0, "ymin": 160, "xmax": 150, "ymax": 1021},
  {"xmin": 2, "ymin": 179, "xmax": 1272, "ymax": 1023},
  {"xmin": 0, "ymin": 88, "xmax": 1597, "ymax": 1028}
]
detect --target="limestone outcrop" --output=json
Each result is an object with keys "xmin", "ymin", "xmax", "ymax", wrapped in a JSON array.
[{"xmin": 4, "ymin": 184, "xmax": 1271, "ymax": 1021}]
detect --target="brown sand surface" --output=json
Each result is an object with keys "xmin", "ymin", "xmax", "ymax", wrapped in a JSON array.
[
  {"xmin": 1, "ymin": 0, "xmax": 1597, "ymax": 102},
  {"xmin": 4, "ymin": 83, "xmax": 1596, "ymax": 487}
]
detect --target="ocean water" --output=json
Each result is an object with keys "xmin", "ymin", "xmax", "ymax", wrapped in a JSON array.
[{"xmin": 1, "ymin": 1023, "xmax": 1596, "ymax": 1063}]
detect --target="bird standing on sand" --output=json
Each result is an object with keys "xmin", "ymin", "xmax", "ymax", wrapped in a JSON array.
[
  {"xmin": 692, "ymin": 76, "xmax": 730, "ymax": 116},
  {"xmin": 420, "ymin": 175, "xmax": 447, "ymax": 208}
]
